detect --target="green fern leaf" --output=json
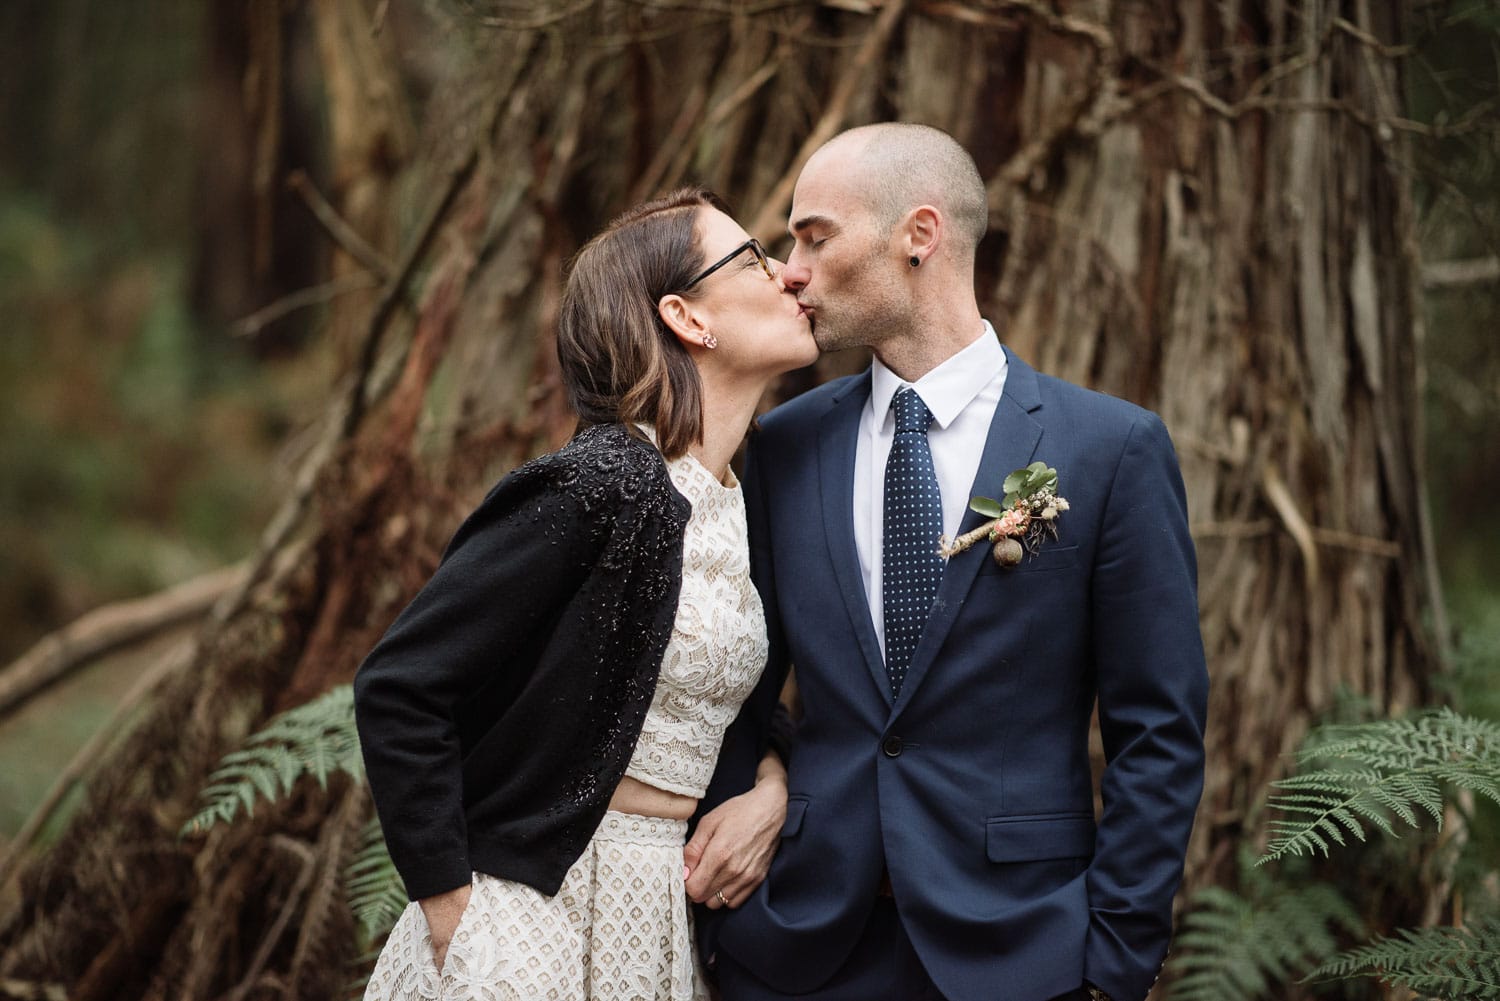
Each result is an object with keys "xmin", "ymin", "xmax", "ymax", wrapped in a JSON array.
[
  {"xmin": 1258, "ymin": 710, "xmax": 1500, "ymax": 865},
  {"xmin": 1306, "ymin": 918, "xmax": 1500, "ymax": 999},
  {"xmin": 1167, "ymin": 881, "xmax": 1363, "ymax": 1001},
  {"xmin": 182, "ymin": 685, "xmax": 365, "ymax": 837},
  {"xmin": 345, "ymin": 817, "xmax": 408, "ymax": 948}
]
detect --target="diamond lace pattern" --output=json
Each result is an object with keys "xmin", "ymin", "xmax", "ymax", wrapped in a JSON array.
[{"xmin": 363, "ymin": 814, "xmax": 708, "ymax": 1001}]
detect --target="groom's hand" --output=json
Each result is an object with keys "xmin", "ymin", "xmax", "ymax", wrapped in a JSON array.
[{"xmin": 684, "ymin": 754, "xmax": 787, "ymax": 909}]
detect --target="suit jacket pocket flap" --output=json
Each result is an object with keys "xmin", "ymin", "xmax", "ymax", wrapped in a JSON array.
[
  {"xmin": 985, "ymin": 813, "xmax": 1096, "ymax": 862},
  {"xmin": 978, "ymin": 544, "xmax": 1079, "ymax": 575},
  {"xmin": 781, "ymin": 797, "xmax": 808, "ymax": 838}
]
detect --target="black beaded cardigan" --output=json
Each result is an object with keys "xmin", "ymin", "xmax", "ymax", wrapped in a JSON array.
[{"xmin": 353, "ymin": 422, "xmax": 692, "ymax": 901}]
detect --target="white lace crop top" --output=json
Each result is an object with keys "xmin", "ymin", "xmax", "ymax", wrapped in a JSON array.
[{"xmin": 622, "ymin": 445, "xmax": 768, "ymax": 798}]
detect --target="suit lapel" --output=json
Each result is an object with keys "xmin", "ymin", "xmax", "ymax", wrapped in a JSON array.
[
  {"xmin": 818, "ymin": 372, "xmax": 892, "ymax": 706},
  {"xmin": 892, "ymin": 347, "xmax": 1044, "ymax": 715}
]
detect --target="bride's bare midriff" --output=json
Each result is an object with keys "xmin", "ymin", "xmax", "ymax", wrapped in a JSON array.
[{"xmin": 607, "ymin": 775, "xmax": 698, "ymax": 821}]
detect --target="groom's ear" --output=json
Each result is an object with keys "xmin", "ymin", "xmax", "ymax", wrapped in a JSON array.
[
  {"xmin": 657, "ymin": 293, "xmax": 711, "ymax": 349},
  {"xmin": 903, "ymin": 204, "xmax": 942, "ymax": 263}
]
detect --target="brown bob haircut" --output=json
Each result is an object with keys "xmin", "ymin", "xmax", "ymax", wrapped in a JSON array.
[{"xmin": 557, "ymin": 186, "xmax": 731, "ymax": 460}]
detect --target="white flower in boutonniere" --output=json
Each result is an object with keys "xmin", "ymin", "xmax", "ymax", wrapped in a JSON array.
[{"xmin": 938, "ymin": 461, "xmax": 1070, "ymax": 567}]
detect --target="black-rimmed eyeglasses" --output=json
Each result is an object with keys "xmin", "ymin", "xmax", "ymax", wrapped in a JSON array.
[{"xmin": 683, "ymin": 238, "xmax": 777, "ymax": 289}]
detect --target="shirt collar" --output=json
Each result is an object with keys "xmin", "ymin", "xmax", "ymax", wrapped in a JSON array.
[{"xmin": 869, "ymin": 320, "xmax": 1005, "ymax": 430}]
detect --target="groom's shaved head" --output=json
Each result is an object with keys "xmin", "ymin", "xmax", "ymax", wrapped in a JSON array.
[{"xmin": 810, "ymin": 123, "xmax": 989, "ymax": 258}]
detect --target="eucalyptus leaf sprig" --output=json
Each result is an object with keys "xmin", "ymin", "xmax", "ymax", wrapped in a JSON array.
[{"xmin": 938, "ymin": 461, "xmax": 1069, "ymax": 566}]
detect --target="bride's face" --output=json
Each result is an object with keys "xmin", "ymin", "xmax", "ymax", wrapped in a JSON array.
[{"xmin": 674, "ymin": 207, "xmax": 819, "ymax": 379}]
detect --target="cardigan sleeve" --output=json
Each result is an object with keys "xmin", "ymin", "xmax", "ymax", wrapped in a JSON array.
[{"xmin": 353, "ymin": 460, "xmax": 608, "ymax": 900}]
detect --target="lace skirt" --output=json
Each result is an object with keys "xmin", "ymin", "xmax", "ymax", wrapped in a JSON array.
[{"xmin": 363, "ymin": 812, "xmax": 710, "ymax": 1001}]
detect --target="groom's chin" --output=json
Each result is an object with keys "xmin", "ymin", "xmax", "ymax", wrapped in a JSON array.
[{"xmin": 811, "ymin": 323, "xmax": 852, "ymax": 354}]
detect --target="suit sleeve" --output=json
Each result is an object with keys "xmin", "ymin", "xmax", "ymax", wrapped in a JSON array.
[
  {"xmin": 353, "ymin": 466, "xmax": 604, "ymax": 901},
  {"xmin": 1084, "ymin": 413, "xmax": 1209, "ymax": 1001},
  {"xmin": 701, "ymin": 433, "xmax": 793, "ymax": 811}
]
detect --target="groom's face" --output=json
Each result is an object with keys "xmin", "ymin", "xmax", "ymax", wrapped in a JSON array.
[{"xmin": 783, "ymin": 150, "xmax": 909, "ymax": 354}]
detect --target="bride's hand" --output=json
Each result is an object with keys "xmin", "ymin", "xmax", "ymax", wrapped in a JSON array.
[
  {"xmin": 683, "ymin": 752, "xmax": 788, "ymax": 909},
  {"xmin": 419, "ymin": 883, "xmax": 472, "ymax": 971}
]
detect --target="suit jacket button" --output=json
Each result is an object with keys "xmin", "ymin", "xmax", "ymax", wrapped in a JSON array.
[{"xmin": 882, "ymin": 736, "xmax": 903, "ymax": 758}]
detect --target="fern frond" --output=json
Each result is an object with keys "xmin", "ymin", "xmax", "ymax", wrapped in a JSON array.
[
  {"xmin": 1258, "ymin": 709, "xmax": 1500, "ymax": 865},
  {"xmin": 181, "ymin": 685, "xmax": 364, "ymax": 837},
  {"xmin": 1307, "ymin": 917, "xmax": 1500, "ymax": 1000},
  {"xmin": 346, "ymin": 816, "xmax": 408, "ymax": 949},
  {"xmin": 1166, "ymin": 882, "xmax": 1363, "ymax": 1001},
  {"xmin": 345, "ymin": 945, "xmax": 386, "ymax": 1001}
]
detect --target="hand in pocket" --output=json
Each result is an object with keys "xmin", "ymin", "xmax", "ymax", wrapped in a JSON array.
[{"xmin": 419, "ymin": 883, "xmax": 472, "ymax": 972}]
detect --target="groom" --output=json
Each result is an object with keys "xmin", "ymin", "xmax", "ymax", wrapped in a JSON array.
[{"xmin": 691, "ymin": 124, "xmax": 1209, "ymax": 1001}]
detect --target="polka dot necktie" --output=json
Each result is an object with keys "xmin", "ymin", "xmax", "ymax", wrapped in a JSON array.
[{"xmin": 882, "ymin": 387, "xmax": 944, "ymax": 698}]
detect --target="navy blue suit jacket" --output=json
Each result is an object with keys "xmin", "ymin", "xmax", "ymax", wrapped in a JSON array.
[{"xmin": 699, "ymin": 348, "xmax": 1209, "ymax": 1001}]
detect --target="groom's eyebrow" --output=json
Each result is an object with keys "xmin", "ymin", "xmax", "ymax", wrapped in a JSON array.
[{"xmin": 790, "ymin": 214, "xmax": 833, "ymax": 237}]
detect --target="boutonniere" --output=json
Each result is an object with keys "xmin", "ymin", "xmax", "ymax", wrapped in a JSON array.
[{"xmin": 938, "ymin": 461, "xmax": 1070, "ymax": 567}]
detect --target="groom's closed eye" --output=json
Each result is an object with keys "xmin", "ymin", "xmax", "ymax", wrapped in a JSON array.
[{"xmin": 790, "ymin": 213, "xmax": 835, "ymax": 241}]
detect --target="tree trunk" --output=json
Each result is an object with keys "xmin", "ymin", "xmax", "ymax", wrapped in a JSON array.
[{"xmin": 0, "ymin": 2, "xmax": 1444, "ymax": 997}]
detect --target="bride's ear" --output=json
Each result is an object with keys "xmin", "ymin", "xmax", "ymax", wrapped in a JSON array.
[{"xmin": 658, "ymin": 294, "xmax": 713, "ymax": 351}]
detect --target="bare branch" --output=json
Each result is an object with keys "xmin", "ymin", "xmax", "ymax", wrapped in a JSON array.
[
  {"xmin": 1329, "ymin": 15, "xmax": 1412, "ymax": 59},
  {"xmin": 287, "ymin": 169, "xmax": 395, "ymax": 280},
  {"xmin": 705, "ymin": 56, "xmax": 782, "ymax": 129},
  {"xmin": 234, "ymin": 272, "xmax": 382, "ymax": 338},
  {"xmin": 0, "ymin": 980, "xmax": 65, "ymax": 1001},
  {"xmin": 1262, "ymin": 464, "xmax": 1321, "ymax": 591},
  {"xmin": 0, "ymin": 565, "xmax": 248, "ymax": 722},
  {"xmin": 1423, "ymin": 257, "xmax": 1500, "ymax": 289},
  {"xmin": 475, "ymin": 0, "xmax": 594, "ymax": 30},
  {"xmin": 629, "ymin": 83, "xmax": 710, "ymax": 204},
  {"xmin": 984, "ymin": 6, "xmax": 1117, "ymax": 208},
  {"xmin": 340, "ymin": 77, "xmax": 515, "ymax": 438},
  {"xmin": 748, "ymin": 0, "xmax": 908, "ymax": 241},
  {"xmin": 223, "ymin": 837, "xmax": 317, "ymax": 1001},
  {"xmin": 1192, "ymin": 519, "xmax": 1401, "ymax": 558}
]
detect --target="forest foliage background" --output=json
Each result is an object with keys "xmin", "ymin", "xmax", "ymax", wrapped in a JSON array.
[{"xmin": 0, "ymin": 0, "xmax": 1498, "ymax": 998}]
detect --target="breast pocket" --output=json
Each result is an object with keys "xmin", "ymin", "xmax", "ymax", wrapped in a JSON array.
[{"xmin": 977, "ymin": 544, "xmax": 1079, "ymax": 577}]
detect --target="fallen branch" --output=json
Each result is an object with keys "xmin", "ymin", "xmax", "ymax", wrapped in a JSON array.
[
  {"xmin": 0, "ymin": 564, "xmax": 248, "ymax": 722},
  {"xmin": 0, "ymin": 639, "xmax": 196, "ymax": 895}
]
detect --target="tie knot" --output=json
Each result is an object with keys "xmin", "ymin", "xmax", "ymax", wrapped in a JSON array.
[{"xmin": 892, "ymin": 388, "xmax": 934, "ymax": 434}]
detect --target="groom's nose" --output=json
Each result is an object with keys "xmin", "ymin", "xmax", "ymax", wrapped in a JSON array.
[{"xmin": 780, "ymin": 256, "xmax": 810, "ymax": 292}]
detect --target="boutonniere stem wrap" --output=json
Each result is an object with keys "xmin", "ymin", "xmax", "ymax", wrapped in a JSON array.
[{"xmin": 938, "ymin": 461, "xmax": 1070, "ymax": 567}]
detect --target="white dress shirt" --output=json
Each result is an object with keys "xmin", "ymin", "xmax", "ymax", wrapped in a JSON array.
[{"xmin": 855, "ymin": 321, "xmax": 1008, "ymax": 659}]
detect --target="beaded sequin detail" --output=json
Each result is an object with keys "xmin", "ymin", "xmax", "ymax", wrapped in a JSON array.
[
  {"xmin": 504, "ymin": 424, "xmax": 690, "ymax": 853},
  {"xmin": 623, "ymin": 452, "xmax": 767, "ymax": 797}
]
